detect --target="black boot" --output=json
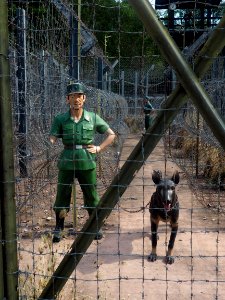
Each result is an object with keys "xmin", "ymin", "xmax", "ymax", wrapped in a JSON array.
[
  {"xmin": 94, "ymin": 229, "xmax": 103, "ymax": 240},
  {"xmin": 52, "ymin": 212, "xmax": 65, "ymax": 243},
  {"xmin": 88, "ymin": 209, "xmax": 103, "ymax": 240}
]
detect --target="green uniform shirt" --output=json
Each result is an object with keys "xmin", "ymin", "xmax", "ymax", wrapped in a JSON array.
[{"xmin": 50, "ymin": 109, "xmax": 109, "ymax": 170}]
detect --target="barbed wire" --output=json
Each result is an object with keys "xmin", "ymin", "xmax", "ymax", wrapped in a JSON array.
[{"xmin": 4, "ymin": 0, "xmax": 225, "ymax": 299}]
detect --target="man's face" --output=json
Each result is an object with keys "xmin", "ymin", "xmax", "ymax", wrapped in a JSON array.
[{"xmin": 66, "ymin": 93, "xmax": 86, "ymax": 110}]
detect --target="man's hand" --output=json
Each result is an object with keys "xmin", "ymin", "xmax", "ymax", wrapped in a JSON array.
[
  {"xmin": 86, "ymin": 128, "xmax": 115, "ymax": 154},
  {"xmin": 50, "ymin": 135, "xmax": 57, "ymax": 144},
  {"xmin": 86, "ymin": 145, "xmax": 101, "ymax": 154}
]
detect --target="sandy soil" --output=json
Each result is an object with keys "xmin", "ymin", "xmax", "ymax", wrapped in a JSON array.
[{"xmin": 18, "ymin": 134, "xmax": 225, "ymax": 299}]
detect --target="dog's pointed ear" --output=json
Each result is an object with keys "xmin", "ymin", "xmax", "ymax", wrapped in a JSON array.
[
  {"xmin": 152, "ymin": 170, "xmax": 162, "ymax": 184},
  {"xmin": 171, "ymin": 170, "xmax": 180, "ymax": 185}
]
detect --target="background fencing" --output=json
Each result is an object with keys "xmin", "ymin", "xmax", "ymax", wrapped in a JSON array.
[{"xmin": 2, "ymin": 0, "xmax": 225, "ymax": 298}]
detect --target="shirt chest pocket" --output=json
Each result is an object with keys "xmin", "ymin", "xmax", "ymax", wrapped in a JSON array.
[
  {"xmin": 62, "ymin": 124, "xmax": 75, "ymax": 140},
  {"xmin": 82, "ymin": 123, "xmax": 94, "ymax": 140}
]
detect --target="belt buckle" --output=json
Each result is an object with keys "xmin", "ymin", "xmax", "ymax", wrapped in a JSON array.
[{"xmin": 76, "ymin": 145, "xmax": 83, "ymax": 149}]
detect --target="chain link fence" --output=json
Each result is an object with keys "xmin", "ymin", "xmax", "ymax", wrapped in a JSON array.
[{"xmin": 4, "ymin": 0, "xmax": 225, "ymax": 298}]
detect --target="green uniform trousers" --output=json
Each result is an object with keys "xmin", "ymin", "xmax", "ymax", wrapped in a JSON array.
[
  {"xmin": 54, "ymin": 168, "xmax": 100, "ymax": 215},
  {"xmin": 145, "ymin": 114, "xmax": 153, "ymax": 131}
]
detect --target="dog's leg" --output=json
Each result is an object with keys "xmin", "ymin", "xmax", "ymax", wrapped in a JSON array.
[
  {"xmin": 148, "ymin": 217, "xmax": 159, "ymax": 262},
  {"xmin": 166, "ymin": 223, "xmax": 178, "ymax": 264}
]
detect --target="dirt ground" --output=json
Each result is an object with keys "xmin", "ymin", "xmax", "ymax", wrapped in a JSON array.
[{"xmin": 19, "ymin": 134, "xmax": 225, "ymax": 299}]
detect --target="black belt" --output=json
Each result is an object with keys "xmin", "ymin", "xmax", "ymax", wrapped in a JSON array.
[{"xmin": 64, "ymin": 144, "xmax": 93, "ymax": 150}]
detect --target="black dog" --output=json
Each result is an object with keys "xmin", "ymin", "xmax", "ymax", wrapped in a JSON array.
[{"xmin": 148, "ymin": 170, "xmax": 180, "ymax": 264}]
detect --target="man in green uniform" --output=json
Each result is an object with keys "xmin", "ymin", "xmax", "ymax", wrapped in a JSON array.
[
  {"xmin": 143, "ymin": 96, "xmax": 154, "ymax": 131},
  {"xmin": 50, "ymin": 82, "xmax": 115, "ymax": 242}
]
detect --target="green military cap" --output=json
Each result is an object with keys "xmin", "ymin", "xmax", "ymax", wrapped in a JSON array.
[{"xmin": 67, "ymin": 82, "xmax": 86, "ymax": 95}]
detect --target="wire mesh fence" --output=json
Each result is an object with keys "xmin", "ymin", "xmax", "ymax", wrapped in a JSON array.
[{"xmin": 1, "ymin": 0, "xmax": 225, "ymax": 299}]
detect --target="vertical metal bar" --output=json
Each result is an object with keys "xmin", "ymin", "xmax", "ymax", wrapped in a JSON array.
[
  {"xmin": 77, "ymin": 0, "xmax": 81, "ymax": 80},
  {"xmin": 12, "ymin": 49, "xmax": 19, "ymax": 125},
  {"xmin": 207, "ymin": 8, "xmax": 212, "ymax": 28},
  {"xmin": 104, "ymin": 72, "xmax": 107, "ymax": 90},
  {"xmin": 171, "ymin": 70, "xmax": 176, "ymax": 90},
  {"xmin": 41, "ymin": 51, "xmax": 51, "ymax": 177},
  {"xmin": 108, "ymin": 73, "xmax": 111, "ymax": 92},
  {"xmin": 200, "ymin": 8, "xmax": 205, "ymax": 30},
  {"xmin": 134, "ymin": 71, "xmax": 138, "ymax": 115},
  {"xmin": 16, "ymin": 8, "xmax": 27, "ymax": 177},
  {"xmin": 41, "ymin": 50, "xmax": 48, "ymax": 131},
  {"xmin": 69, "ymin": 15, "xmax": 79, "ymax": 80},
  {"xmin": 97, "ymin": 57, "xmax": 103, "ymax": 89},
  {"xmin": 72, "ymin": 183, "xmax": 77, "ymax": 230},
  {"xmin": 120, "ymin": 70, "xmax": 124, "ymax": 96},
  {"xmin": 196, "ymin": 111, "xmax": 200, "ymax": 178},
  {"xmin": 60, "ymin": 63, "xmax": 65, "ymax": 103},
  {"xmin": 168, "ymin": 8, "xmax": 174, "ymax": 32},
  {"xmin": 0, "ymin": 1, "xmax": 18, "ymax": 299},
  {"xmin": 145, "ymin": 71, "xmax": 149, "ymax": 97}
]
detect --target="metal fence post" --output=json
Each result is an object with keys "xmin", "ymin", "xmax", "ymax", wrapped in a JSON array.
[
  {"xmin": 60, "ymin": 63, "xmax": 65, "ymax": 103},
  {"xmin": 145, "ymin": 71, "xmax": 149, "ymax": 97},
  {"xmin": 98, "ymin": 57, "xmax": 103, "ymax": 89},
  {"xmin": 0, "ymin": 1, "xmax": 18, "ymax": 298},
  {"xmin": 108, "ymin": 73, "xmax": 112, "ymax": 92},
  {"xmin": 134, "ymin": 71, "xmax": 138, "ymax": 116},
  {"xmin": 41, "ymin": 50, "xmax": 48, "ymax": 131},
  {"xmin": 69, "ymin": 14, "xmax": 79, "ymax": 80},
  {"xmin": 120, "ymin": 70, "xmax": 124, "ymax": 97},
  {"xmin": 16, "ymin": 8, "xmax": 28, "ymax": 177}
]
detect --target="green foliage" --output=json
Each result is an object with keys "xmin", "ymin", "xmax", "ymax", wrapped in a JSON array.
[
  {"xmin": 9, "ymin": 0, "xmax": 163, "ymax": 65},
  {"xmin": 74, "ymin": 0, "xmax": 161, "ymax": 60}
]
